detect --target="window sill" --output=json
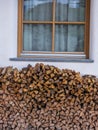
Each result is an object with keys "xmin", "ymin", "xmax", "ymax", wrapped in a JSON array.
[{"xmin": 10, "ymin": 57, "xmax": 94, "ymax": 63}]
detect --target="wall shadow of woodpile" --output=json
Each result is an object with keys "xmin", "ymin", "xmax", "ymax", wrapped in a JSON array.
[{"xmin": 0, "ymin": 63, "xmax": 98, "ymax": 130}]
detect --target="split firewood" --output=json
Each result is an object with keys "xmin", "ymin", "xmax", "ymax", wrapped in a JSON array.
[{"xmin": 0, "ymin": 63, "xmax": 98, "ymax": 129}]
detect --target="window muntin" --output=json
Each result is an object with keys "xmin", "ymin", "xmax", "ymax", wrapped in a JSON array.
[{"xmin": 18, "ymin": 0, "xmax": 90, "ymax": 58}]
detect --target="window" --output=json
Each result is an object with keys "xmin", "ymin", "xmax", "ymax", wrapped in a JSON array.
[{"xmin": 18, "ymin": 0, "xmax": 90, "ymax": 59}]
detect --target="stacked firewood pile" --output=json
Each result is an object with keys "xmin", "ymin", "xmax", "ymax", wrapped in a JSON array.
[{"xmin": 0, "ymin": 63, "xmax": 98, "ymax": 130}]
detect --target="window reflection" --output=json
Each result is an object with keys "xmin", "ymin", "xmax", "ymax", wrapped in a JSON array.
[{"xmin": 24, "ymin": 0, "xmax": 53, "ymax": 21}]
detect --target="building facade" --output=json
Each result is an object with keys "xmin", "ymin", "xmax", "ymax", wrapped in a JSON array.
[{"xmin": 0, "ymin": 0, "xmax": 98, "ymax": 76}]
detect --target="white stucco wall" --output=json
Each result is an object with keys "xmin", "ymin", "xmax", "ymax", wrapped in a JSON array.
[{"xmin": 0, "ymin": 0, "xmax": 98, "ymax": 76}]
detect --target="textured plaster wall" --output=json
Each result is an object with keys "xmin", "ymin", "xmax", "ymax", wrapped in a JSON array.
[{"xmin": 0, "ymin": 0, "xmax": 98, "ymax": 76}]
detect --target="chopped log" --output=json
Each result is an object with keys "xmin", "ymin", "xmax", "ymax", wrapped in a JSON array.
[{"xmin": 0, "ymin": 63, "xmax": 98, "ymax": 129}]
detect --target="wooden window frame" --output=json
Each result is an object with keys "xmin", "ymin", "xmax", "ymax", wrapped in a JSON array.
[{"xmin": 18, "ymin": 0, "xmax": 90, "ymax": 59}]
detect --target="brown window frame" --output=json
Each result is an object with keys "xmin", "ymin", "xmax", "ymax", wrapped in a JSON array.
[{"xmin": 18, "ymin": 0, "xmax": 90, "ymax": 59}]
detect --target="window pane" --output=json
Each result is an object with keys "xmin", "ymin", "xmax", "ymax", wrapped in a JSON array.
[
  {"xmin": 55, "ymin": 25, "xmax": 85, "ymax": 52},
  {"xmin": 23, "ymin": 0, "xmax": 53, "ymax": 21},
  {"xmin": 56, "ymin": 0, "xmax": 68, "ymax": 21},
  {"xmin": 56, "ymin": 0, "xmax": 85, "ymax": 21},
  {"xmin": 68, "ymin": 0, "xmax": 86, "ymax": 21},
  {"xmin": 23, "ymin": 24, "xmax": 52, "ymax": 51},
  {"xmin": 55, "ymin": 25, "xmax": 68, "ymax": 52}
]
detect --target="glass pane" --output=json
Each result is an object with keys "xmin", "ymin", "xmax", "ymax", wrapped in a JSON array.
[
  {"xmin": 67, "ymin": 25, "xmax": 85, "ymax": 52},
  {"xmin": 56, "ymin": 0, "xmax": 86, "ymax": 21},
  {"xmin": 68, "ymin": 0, "xmax": 86, "ymax": 21},
  {"xmin": 23, "ymin": 24, "xmax": 52, "ymax": 51},
  {"xmin": 56, "ymin": 0, "xmax": 69, "ymax": 21},
  {"xmin": 55, "ymin": 25, "xmax": 85, "ymax": 52},
  {"xmin": 23, "ymin": 0, "xmax": 53, "ymax": 21},
  {"xmin": 55, "ymin": 25, "xmax": 68, "ymax": 52}
]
